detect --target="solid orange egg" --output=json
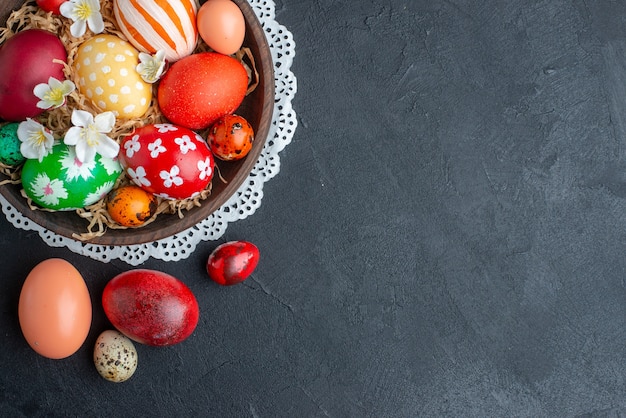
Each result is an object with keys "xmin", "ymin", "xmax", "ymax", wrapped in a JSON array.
[
  {"xmin": 106, "ymin": 185, "xmax": 158, "ymax": 227},
  {"xmin": 197, "ymin": 0, "xmax": 245, "ymax": 55},
  {"xmin": 18, "ymin": 259, "xmax": 92, "ymax": 359}
]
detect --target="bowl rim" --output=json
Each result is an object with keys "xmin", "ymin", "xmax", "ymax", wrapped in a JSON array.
[{"xmin": 0, "ymin": 0, "xmax": 275, "ymax": 246}]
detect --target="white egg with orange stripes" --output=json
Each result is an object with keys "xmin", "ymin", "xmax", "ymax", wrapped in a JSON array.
[{"xmin": 113, "ymin": 0, "xmax": 198, "ymax": 62}]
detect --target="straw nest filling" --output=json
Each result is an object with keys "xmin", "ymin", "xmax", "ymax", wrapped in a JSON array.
[{"xmin": 0, "ymin": 0, "xmax": 259, "ymax": 241}]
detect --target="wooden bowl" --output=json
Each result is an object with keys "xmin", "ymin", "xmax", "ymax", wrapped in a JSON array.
[{"xmin": 0, "ymin": 0, "xmax": 274, "ymax": 246}]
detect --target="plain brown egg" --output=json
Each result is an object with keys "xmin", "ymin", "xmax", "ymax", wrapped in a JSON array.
[
  {"xmin": 18, "ymin": 259, "xmax": 92, "ymax": 359},
  {"xmin": 197, "ymin": 0, "xmax": 245, "ymax": 55}
]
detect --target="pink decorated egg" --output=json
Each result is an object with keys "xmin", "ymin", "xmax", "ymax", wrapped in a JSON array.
[
  {"xmin": 0, "ymin": 29, "xmax": 67, "ymax": 121},
  {"xmin": 113, "ymin": 0, "xmax": 198, "ymax": 62},
  {"xmin": 118, "ymin": 123, "xmax": 214, "ymax": 200}
]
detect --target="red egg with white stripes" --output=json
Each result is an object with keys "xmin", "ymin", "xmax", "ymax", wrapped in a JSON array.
[
  {"xmin": 113, "ymin": 0, "xmax": 198, "ymax": 62},
  {"xmin": 118, "ymin": 123, "xmax": 214, "ymax": 200}
]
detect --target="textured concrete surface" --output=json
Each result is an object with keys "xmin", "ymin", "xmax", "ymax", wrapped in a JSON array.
[{"xmin": 1, "ymin": 0, "xmax": 625, "ymax": 416}]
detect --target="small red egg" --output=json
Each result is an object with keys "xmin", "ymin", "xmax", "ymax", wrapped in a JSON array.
[
  {"xmin": 206, "ymin": 241, "xmax": 260, "ymax": 286},
  {"xmin": 36, "ymin": 0, "xmax": 65, "ymax": 14},
  {"xmin": 207, "ymin": 114, "xmax": 255, "ymax": 161},
  {"xmin": 106, "ymin": 185, "xmax": 158, "ymax": 227}
]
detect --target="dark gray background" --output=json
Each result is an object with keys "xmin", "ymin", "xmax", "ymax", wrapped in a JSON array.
[{"xmin": 1, "ymin": 0, "xmax": 625, "ymax": 416}]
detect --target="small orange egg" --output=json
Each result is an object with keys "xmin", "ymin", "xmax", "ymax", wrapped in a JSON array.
[
  {"xmin": 18, "ymin": 259, "xmax": 92, "ymax": 359},
  {"xmin": 197, "ymin": 0, "xmax": 246, "ymax": 56},
  {"xmin": 207, "ymin": 114, "xmax": 255, "ymax": 161},
  {"xmin": 106, "ymin": 185, "xmax": 158, "ymax": 227}
]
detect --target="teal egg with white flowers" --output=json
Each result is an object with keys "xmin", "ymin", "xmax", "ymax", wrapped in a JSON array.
[{"xmin": 21, "ymin": 143, "xmax": 122, "ymax": 211}]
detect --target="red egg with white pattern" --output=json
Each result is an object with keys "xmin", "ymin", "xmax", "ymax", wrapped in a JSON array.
[{"xmin": 118, "ymin": 123, "xmax": 214, "ymax": 200}]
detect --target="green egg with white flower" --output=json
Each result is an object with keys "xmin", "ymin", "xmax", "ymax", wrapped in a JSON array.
[{"xmin": 21, "ymin": 143, "xmax": 122, "ymax": 211}]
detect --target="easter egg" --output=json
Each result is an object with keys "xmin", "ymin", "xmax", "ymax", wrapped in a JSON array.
[
  {"xmin": 0, "ymin": 123, "xmax": 26, "ymax": 166},
  {"xmin": 19, "ymin": 258, "xmax": 92, "ymax": 359},
  {"xmin": 207, "ymin": 114, "xmax": 255, "ymax": 161},
  {"xmin": 94, "ymin": 330, "xmax": 138, "ymax": 382},
  {"xmin": 74, "ymin": 34, "xmax": 152, "ymax": 118},
  {"xmin": 102, "ymin": 269, "xmax": 200, "ymax": 346},
  {"xmin": 118, "ymin": 123, "xmax": 214, "ymax": 200},
  {"xmin": 106, "ymin": 185, "xmax": 158, "ymax": 227},
  {"xmin": 206, "ymin": 240, "xmax": 260, "ymax": 286},
  {"xmin": 36, "ymin": 0, "xmax": 65, "ymax": 15},
  {"xmin": 21, "ymin": 143, "xmax": 123, "ymax": 211},
  {"xmin": 157, "ymin": 52, "xmax": 248, "ymax": 130},
  {"xmin": 0, "ymin": 29, "xmax": 67, "ymax": 121},
  {"xmin": 113, "ymin": 0, "xmax": 198, "ymax": 62}
]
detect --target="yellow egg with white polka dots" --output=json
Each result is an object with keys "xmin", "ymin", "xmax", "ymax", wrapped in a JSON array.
[{"xmin": 74, "ymin": 34, "xmax": 152, "ymax": 119}]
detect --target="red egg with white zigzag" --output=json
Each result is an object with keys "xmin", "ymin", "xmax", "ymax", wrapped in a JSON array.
[
  {"xmin": 113, "ymin": 0, "xmax": 198, "ymax": 62},
  {"xmin": 118, "ymin": 124, "xmax": 214, "ymax": 200}
]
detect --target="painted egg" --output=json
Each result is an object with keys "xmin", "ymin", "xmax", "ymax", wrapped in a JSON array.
[
  {"xmin": 94, "ymin": 330, "xmax": 138, "ymax": 383},
  {"xmin": 113, "ymin": 0, "xmax": 198, "ymax": 62},
  {"xmin": 206, "ymin": 240, "xmax": 260, "ymax": 286},
  {"xmin": 21, "ymin": 143, "xmax": 123, "ymax": 211},
  {"xmin": 36, "ymin": 0, "xmax": 66, "ymax": 15},
  {"xmin": 207, "ymin": 114, "xmax": 254, "ymax": 161},
  {"xmin": 0, "ymin": 123, "xmax": 26, "ymax": 166},
  {"xmin": 0, "ymin": 29, "xmax": 67, "ymax": 121},
  {"xmin": 157, "ymin": 52, "xmax": 248, "ymax": 130},
  {"xmin": 118, "ymin": 123, "xmax": 214, "ymax": 200},
  {"xmin": 102, "ymin": 269, "xmax": 200, "ymax": 346},
  {"xmin": 74, "ymin": 34, "xmax": 152, "ymax": 118},
  {"xmin": 106, "ymin": 184, "xmax": 158, "ymax": 227},
  {"xmin": 18, "ymin": 258, "xmax": 92, "ymax": 359}
]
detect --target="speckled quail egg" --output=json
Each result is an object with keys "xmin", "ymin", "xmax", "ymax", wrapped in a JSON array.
[{"xmin": 93, "ymin": 330, "xmax": 138, "ymax": 382}]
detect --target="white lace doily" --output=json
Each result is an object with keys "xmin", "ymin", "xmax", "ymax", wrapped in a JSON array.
[{"xmin": 0, "ymin": 0, "xmax": 297, "ymax": 266}]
